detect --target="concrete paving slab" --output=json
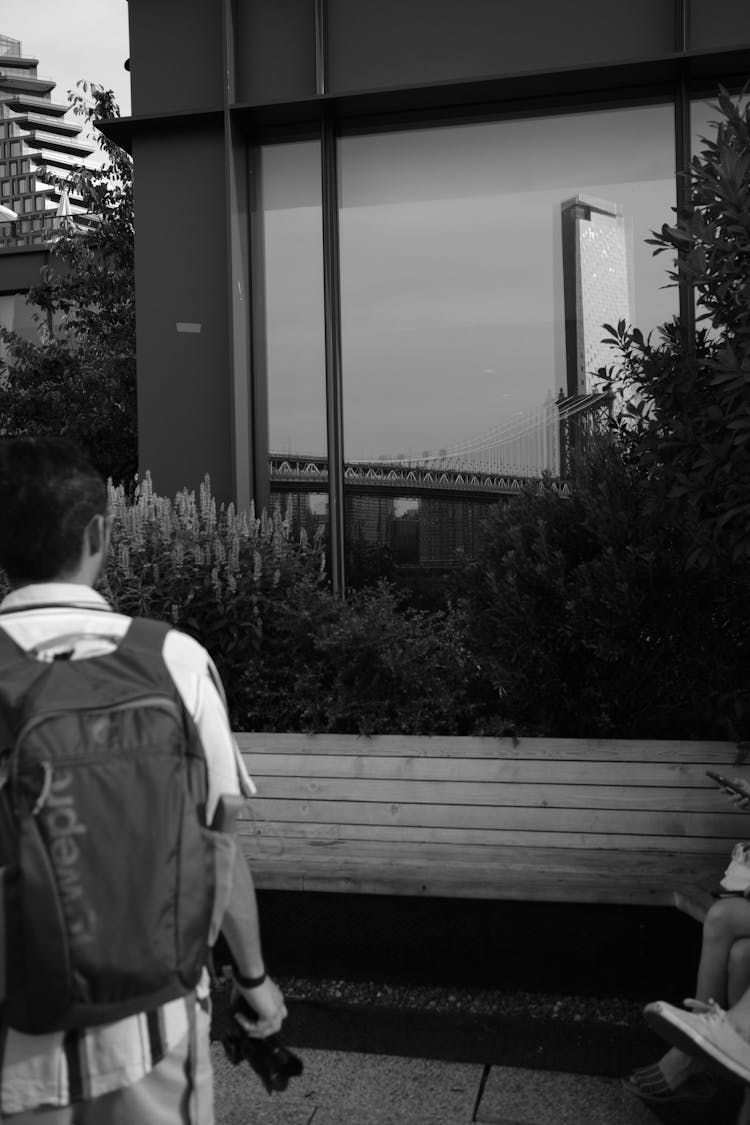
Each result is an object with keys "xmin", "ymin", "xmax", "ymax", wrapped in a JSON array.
[
  {"xmin": 476, "ymin": 1066, "xmax": 660, "ymax": 1125},
  {"xmin": 212, "ymin": 1044, "xmax": 483, "ymax": 1125}
]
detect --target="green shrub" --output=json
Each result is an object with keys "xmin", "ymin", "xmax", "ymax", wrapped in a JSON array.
[
  {"xmin": 601, "ymin": 88, "xmax": 750, "ymax": 568},
  {"xmin": 458, "ymin": 438, "xmax": 750, "ymax": 739},
  {"xmin": 234, "ymin": 579, "xmax": 497, "ymax": 735}
]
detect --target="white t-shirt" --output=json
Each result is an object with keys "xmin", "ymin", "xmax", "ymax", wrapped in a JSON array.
[{"xmin": 0, "ymin": 582, "xmax": 254, "ymax": 1113}]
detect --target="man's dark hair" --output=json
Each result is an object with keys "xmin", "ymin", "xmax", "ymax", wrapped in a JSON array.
[{"xmin": 0, "ymin": 438, "xmax": 107, "ymax": 586}]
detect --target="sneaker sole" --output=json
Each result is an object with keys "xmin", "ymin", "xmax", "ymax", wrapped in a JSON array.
[
  {"xmin": 620, "ymin": 1074, "xmax": 716, "ymax": 1104},
  {"xmin": 644, "ymin": 1004, "xmax": 749, "ymax": 1086}
]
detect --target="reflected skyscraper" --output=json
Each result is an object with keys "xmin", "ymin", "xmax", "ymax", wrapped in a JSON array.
[{"xmin": 561, "ymin": 194, "xmax": 631, "ymax": 395}]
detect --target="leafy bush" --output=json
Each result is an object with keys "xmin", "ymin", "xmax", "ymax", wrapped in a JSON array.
[
  {"xmin": 235, "ymin": 579, "xmax": 497, "ymax": 735},
  {"xmin": 0, "ymin": 472, "xmax": 496, "ymax": 734},
  {"xmin": 458, "ymin": 438, "xmax": 750, "ymax": 740},
  {"xmin": 100, "ymin": 473, "xmax": 325, "ymax": 725},
  {"xmin": 601, "ymin": 88, "xmax": 750, "ymax": 568},
  {"xmin": 0, "ymin": 86, "xmax": 137, "ymax": 484}
]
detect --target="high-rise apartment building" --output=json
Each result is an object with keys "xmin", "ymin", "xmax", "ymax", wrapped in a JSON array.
[
  {"xmin": 0, "ymin": 33, "xmax": 94, "ymax": 249},
  {"xmin": 561, "ymin": 194, "xmax": 632, "ymax": 396}
]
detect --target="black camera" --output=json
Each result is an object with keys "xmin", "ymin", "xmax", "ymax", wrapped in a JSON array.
[{"xmin": 220, "ymin": 995, "xmax": 304, "ymax": 1094}]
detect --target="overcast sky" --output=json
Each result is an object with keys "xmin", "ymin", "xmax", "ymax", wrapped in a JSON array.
[{"xmin": 2, "ymin": 0, "xmax": 131, "ymax": 116}]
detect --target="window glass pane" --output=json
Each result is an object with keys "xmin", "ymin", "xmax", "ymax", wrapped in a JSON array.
[
  {"xmin": 338, "ymin": 103, "xmax": 676, "ymax": 581},
  {"xmin": 339, "ymin": 104, "xmax": 675, "ymax": 465},
  {"xmin": 259, "ymin": 141, "xmax": 327, "ymax": 541}
]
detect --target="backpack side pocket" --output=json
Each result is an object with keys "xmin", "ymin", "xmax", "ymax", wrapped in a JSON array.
[
  {"xmin": 204, "ymin": 829, "xmax": 237, "ymax": 947},
  {"xmin": 8, "ymin": 815, "xmax": 71, "ymax": 1033}
]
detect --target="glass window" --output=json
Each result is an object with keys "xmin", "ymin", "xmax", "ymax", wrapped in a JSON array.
[
  {"xmin": 337, "ymin": 102, "xmax": 676, "ymax": 582},
  {"xmin": 9, "ymin": 162, "xmax": 17, "ymax": 176},
  {"xmin": 10, "ymin": 141, "xmax": 21, "ymax": 156},
  {"xmin": 339, "ymin": 105, "xmax": 676, "ymax": 465},
  {"xmin": 257, "ymin": 141, "xmax": 327, "ymax": 542}
]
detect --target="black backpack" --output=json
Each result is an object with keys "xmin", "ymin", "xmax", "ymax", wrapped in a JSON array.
[{"xmin": 0, "ymin": 614, "xmax": 218, "ymax": 1034}]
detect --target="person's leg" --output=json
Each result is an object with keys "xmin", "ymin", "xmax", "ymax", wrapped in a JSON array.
[
  {"xmin": 74, "ymin": 999, "xmax": 213, "ymax": 1125},
  {"xmin": 644, "ymin": 985, "xmax": 750, "ymax": 1087},
  {"xmin": 728, "ymin": 939, "xmax": 750, "ymax": 1007},
  {"xmin": 696, "ymin": 899, "xmax": 750, "ymax": 1007},
  {"xmin": 736, "ymin": 1089, "xmax": 750, "ymax": 1125},
  {"xmin": 659, "ymin": 899, "xmax": 750, "ymax": 1085},
  {"xmin": 625, "ymin": 899, "xmax": 750, "ymax": 1099}
]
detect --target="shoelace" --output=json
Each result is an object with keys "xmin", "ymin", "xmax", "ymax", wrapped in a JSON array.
[{"xmin": 683, "ymin": 998, "xmax": 726, "ymax": 1024}]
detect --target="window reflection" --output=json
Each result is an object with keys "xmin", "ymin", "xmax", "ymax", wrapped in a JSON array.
[
  {"xmin": 259, "ymin": 106, "xmax": 678, "ymax": 590},
  {"xmin": 336, "ymin": 104, "xmax": 675, "ymax": 585},
  {"xmin": 260, "ymin": 142, "xmax": 326, "ymax": 459},
  {"xmin": 270, "ymin": 491, "xmax": 328, "ymax": 546},
  {"xmin": 259, "ymin": 142, "xmax": 328, "ymax": 545},
  {"xmin": 338, "ymin": 104, "xmax": 675, "ymax": 474}
]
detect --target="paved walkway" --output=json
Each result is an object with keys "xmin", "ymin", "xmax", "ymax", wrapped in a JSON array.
[{"xmin": 212, "ymin": 1043, "xmax": 741, "ymax": 1124}]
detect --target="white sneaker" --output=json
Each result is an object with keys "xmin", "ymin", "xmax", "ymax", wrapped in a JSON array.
[
  {"xmin": 721, "ymin": 843, "xmax": 750, "ymax": 892},
  {"xmin": 644, "ymin": 999, "xmax": 750, "ymax": 1084}
]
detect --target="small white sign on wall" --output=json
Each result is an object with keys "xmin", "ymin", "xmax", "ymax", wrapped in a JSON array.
[{"xmin": 176, "ymin": 322, "xmax": 202, "ymax": 333}]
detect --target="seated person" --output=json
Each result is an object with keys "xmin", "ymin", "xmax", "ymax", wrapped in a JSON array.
[{"xmin": 624, "ymin": 775, "xmax": 750, "ymax": 1104}]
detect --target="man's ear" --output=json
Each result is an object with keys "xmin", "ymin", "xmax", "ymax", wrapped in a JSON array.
[
  {"xmin": 85, "ymin": 513, "xmax": 105, "ymax": 558},
  {"xmin": 102, "ymin": 513, "xmax": 114, "ymax": 555}
]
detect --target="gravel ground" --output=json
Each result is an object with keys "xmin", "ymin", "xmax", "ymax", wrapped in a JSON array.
[{"xmin": 271, "ymin": 975, "xmax": 646, "ymax": 1028}]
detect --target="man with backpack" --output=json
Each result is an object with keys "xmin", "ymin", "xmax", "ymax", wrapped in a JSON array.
[{"xmin": 0, "ymin": 437, "xmax": 287, "ymax": 1123}]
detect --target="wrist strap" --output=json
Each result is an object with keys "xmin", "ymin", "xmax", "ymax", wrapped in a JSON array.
[{"xmin": 233, "ymin": 967, "xmax": 267, "ymax": 989}]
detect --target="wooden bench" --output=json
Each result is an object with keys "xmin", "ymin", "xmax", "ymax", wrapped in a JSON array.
[{"xmin": 235, "ymin": 734, "xmax": 750, "ymax": 923}]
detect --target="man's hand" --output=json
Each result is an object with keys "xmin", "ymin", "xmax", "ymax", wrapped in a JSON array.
[
  {"xmin": 727, "ymin": 778, "xmax": 750, "ymax": 810},
  {"xmin": 233, "ymin": 976, "xmax": 287, "ymax": 1038}
]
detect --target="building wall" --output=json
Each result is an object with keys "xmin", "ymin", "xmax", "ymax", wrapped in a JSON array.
[
  {"xmin": 128, "ymin": 0, "xmax": 224, "ymax": 117},
  {"xmin": 131, "ymin": 126, "xmax": 233, "ymax": 496},
  {"xmin": 122, "ymin": 0, "xmax": 750, "ymax": 542},
  {"xmin": 324, "ymin": 0, "xmax": 676, "ymax": 95}
]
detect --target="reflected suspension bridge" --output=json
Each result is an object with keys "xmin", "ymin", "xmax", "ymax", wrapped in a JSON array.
[{"xmin": 270, "ymin": 392, "xmax": 607, "ymax": 499}]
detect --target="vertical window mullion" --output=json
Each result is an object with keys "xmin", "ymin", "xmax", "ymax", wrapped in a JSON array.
[
  {"xmin": 321, "ymin": 112, "xmax": 347, "ymax": 596},
  {"xmin": 674, "ymin": 75, "xmax": 696, "ymax": 353}
]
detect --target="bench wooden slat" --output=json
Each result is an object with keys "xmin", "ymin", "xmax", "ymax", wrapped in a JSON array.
[
  {"xmin": 248, "ymin": 753, "xmax": 730, "ymax": 788},
  {"xmin": 243, "ymin": 796, "xmax": 741, "ymax": 839},
  {"xmin": 238, "ymin": 732, "xmax": 746, "ymax": 764},
  {"xmin": 249, "ymin": 776, "xmax": 739, "ymax": 813},
  {"xmin": 245, "ymin": 839, "xmax": 722, "ymax": 906},
  {"xmin": 240, "ymin": 819, "xmax": 735, "ymax": 854}
]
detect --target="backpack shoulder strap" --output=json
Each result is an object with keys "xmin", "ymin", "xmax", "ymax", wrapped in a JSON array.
[
  {"xmin": 121, "ymin": 616, "xmax": 172, "ymax": 654},
  {"xmin": 0, "ymin": 623, "xmax": 30, "ymax": 668},
  {"xmin": 117, "ymin": 617, "xmax": 179, "ymax": 697}
]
